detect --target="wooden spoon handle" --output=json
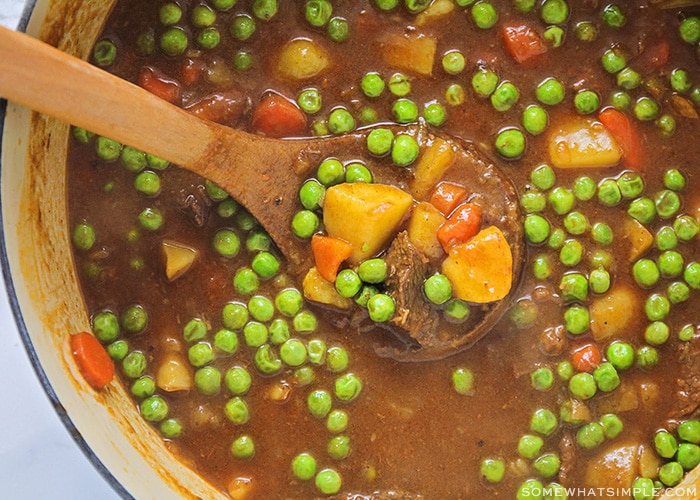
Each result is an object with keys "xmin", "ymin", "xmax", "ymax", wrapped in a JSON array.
[{"xmin": 0, "ymin": 25, "xmax": 214, "ymax": 168}]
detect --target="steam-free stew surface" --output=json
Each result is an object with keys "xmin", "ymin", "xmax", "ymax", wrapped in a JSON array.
[{"xmin": 68, "ymin": 1, "xmax": 700, "ymax": 498}]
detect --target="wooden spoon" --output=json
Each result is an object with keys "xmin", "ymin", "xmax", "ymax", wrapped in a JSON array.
[{"xmin": 0, "ymin": 26, "xmax": 523, "ymax": 360}]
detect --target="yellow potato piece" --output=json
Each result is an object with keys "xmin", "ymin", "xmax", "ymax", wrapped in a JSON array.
[
  {"xmin": 156, "ymin": 351, "xmax": 193, "ymax": 392},
  {"xmin": 162, "ymin": 240, "xmax": 198, "ymax": 281},
  {"xmin": 441, "ymin": 226, "xmax": 513, "ymax": 303},
  {"xmin": 410, "ymin": 137, "xmax": 457, "ymax": 201},
  {"xmin": 589, "ymin": 285, "xmax": 640, "ymax": 341},
  {"xmin": 623, "ymin": 218, "xmax": 654, "ymax": 262},
  {"xmin": 380, "ymin": 32, "xmax": 436, "ymax": 77},
  {"xmin": 415, "ymin": 0, "xmax": 455, "ymax": 26},
  {"xmin": 275, "ymin": 38, "xmax": 330, "ymax": 81},
  {"xmin": 407, "ymin": 202, "xmax": 446, "ymax": 259},
  {"xmin": 548, "ymin": 117, "xmax": 622, "ymax": 169},
  {"xmin": 302, "ymin": 267, "xmax": 353, "ymax": 310},
  {"xmin": 323, "ymin": 183, "xmax": 413, "ymax": 264},
  {"xmin": 585, "ymin": 444, "xmax": 639, "ymax": 493}
]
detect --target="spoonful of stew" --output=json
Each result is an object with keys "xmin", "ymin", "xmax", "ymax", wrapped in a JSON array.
[{"xmin": 0, "ymin": 26, "xmax": 523, "ymax": 360}]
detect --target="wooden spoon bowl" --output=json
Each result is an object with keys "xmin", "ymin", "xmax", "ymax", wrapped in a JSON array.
[{"xmin": 0, "ymin": 26, "xmax": 523, "ymax": 360}]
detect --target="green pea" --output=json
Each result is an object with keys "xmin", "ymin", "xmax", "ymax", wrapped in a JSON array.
[
  {"xmin": 531, "ymin": 164, "xmax": 556, "ymax": 190},
  {"xmin": 471, "ymin": 1, "xmax": 498, "ymax": 29},
  {"xmin": 564, "ymin": 304, "xmax": 589, "ymax": 334},
  {"xmin": 307, "ymin": 339, "xmax": 327, "ymax": 365},
  {"xmin": 229, "ymin": 14, "xmax": 256, "ymax": 40},
  {"xmin": 663, "ymin": 169, "xmax": 686, "ymax": 192},
  {"xmin": 213, "ymin": 328, "xmax": 238, "ymax": 354},
  {"xmin": 655, "ymin": 431, "xmax": 679, "ymax": 459},
  {"xmin": 159, "ymin": 418, "xmax": 182, "ymax": 438},
  {"xmin": 305, "ymin": 0, "xmax": 332, "ymax": 27},
  {"xmin": 533, "ymin": 453, "xmax": 560, "ymax": 479},
  {"xmin": 159, "ymin": 2, "xmax": 182, "ymax": 25},
  {"xmin": 518, "ymin": 434, "xmax": 544, "ymax": 459},
  {"xmin": 297, "ymin": 88, "xmax": 322, "ymax": 114},
  {"xmin": 194, "ymin": 366, "xmax": 221, "ymax": 395},
  {"xmin": 326, "ymin": 409, "xmax": 349, "ymax": 433},
  {"xmin": 326, "ymin": 345, "xmax": 349, "ymax": 372},
  {"xmin": 212, "ymin": 229, "xmax": 240, "ymax": 258},
  {"xmin": 480, "ymin": 458, "xmax": 505, "ymax": 483},
  {"xmin": 590, "ymin": 222, "xmax": 613, "ymax": 245},
  {"xmin": 292, "ymin": 210, "xmax": 320, "ymax": 238},
  {"xmin": 272, "ymin": 288, "xmax": 301, "ymax": 318},
  {"xmin": 669, "ymin": 281, "xmax": 691, "ymax": 305},
  {"xmin": 122, "ymin": 351, "xmax": 146, "ymax": 379},
  {"xmin": 645, "ymin": 321, "xmax": 670, "ymax": 345},
  {"xmin": 560, "ymin": 239, "xmax": 583, "ymax": 267},
  {"xmin": 423, "ymin": 101, "xmax": 446, "ymax": 127},
  {"xmin": 140, "ymin": 396, "xmax": 168, "ymax": 422},
  {"xmin": 680, "ymin": 16, "xmax": 700, "ymax": 44},
  {"xmin": 628, "ymin": 197, "xmax": 656, "ymax": 225},
  {"xmin": 442, "ymin": 50, "xmax": 465, "ymax": 75},
  {"xmin": 655, "ymin": 226, "xmax": 678, "ymax": 251},
  {"xmin": 548, "ymin": 187, "xmax": 575, "ymax": 215},
  {"xmin": 548, "ymin": 228, "xmax": 566, "ymax": 249},
  {"xmin": 472, "ymin": 66, "xmax": 499, "ymax": 98},
  {"xmin": 601, "ymin": 47, "xmax": 627, "ymax": 74},
  {"xmin": 517, "ymin": 479, "xmax": 544, "ymax": 500},
  {"xmin": 293, "ymin": 310, "xmax": 317, "ymax": 334},
  {"xmin": 361, "ymin": 72, "xmax": 385, "ymax": 98},
  {"xmin": 541, "ymin": 0, "xmax": 569, "ymax": 24},
  {"xmin": 452, "ymin": 367, "xmax": 474, "ymax": 395},
  {"xmin": 601, "ymin": 3, "xmax": 625, "ymax": 28},
  {"xmin": 611, "ymin": 90, "xmax": 631, "ymax": 109},
  {"xmin": 134, "ymin": 170, "xmax": 161, "ymax": 197},
  {"xmin": 92, "ymin": 310, "xmax": 119, "ymax": 343},
  {"xmin": 96, "ymin": 136, "xmax": 121, "ymax": 161},
  {"xmin": 495, "ymin": 128, "xmax": 526, "ymax": 159},
  {"xmin": 388, "ymin": 72, "xmax": 411, "ymax": 97},
  {"xmin": 248, "ymin": 295, "xmax": 274, "ymax": 322},
  {"xmin": 509, "ymin": 299, "xmax": 538, "ymax": 329},
  {"xmin": 224, "ymin": 397, "xmax": 250, "ymax": 425},
  {"xmin": 359, "ymin": 106, "xmax": 378, "ymax": 126},
  {"xmin": 514, "ymin": 0, "xmax": 536, "ymax": 12},
  {"xmin": 521, "ymin": 191, "xmax": 546, "ymax": 213},
  {"xmin": 533, "ymin": 254, "xmax": 552, "ymax": 280},
  {"xmin": 679, "ymin": 420, "xmax": 700, "ymax": 444},
  {"xmin": 225, "ymin": 366, "xmax": 252, "ymax": 395},
  {"xmin": 328, "ymin": 108, "xmax": 356, "ymax": 134},
  {"xmin": 678, "ymin": 443, "xmax": 700, "ymax": 470},
  {"xmin": 491, "ymin": 81, "xmax": 519, "ymax": 112},
  {"xmin": 72, "ymin": 126, "xmax": 94, "ymax": 144},
  {"xmin": 593, "ymin": 362, "xmax": 620, "ymax": 392},
  {"xmin": 254, "ymin": 344, "xmax": 282, "ymax": 374},
  {"xmin": 107, "ymin": 339, "xmax": 129, "ymax": 361},
  {"xmin": 659, "ymin": 250, "xmax": 684, "ymax": 278},
  {"xmin": 445, "ymin": 83, "xmax": 465, "ymax": 106},
  {"xmin": 292, "ymin": 453, "xmax": 317, "ymax": 480},
  {"xmin": 280, "ymin": 338, "xmax": 307, "ymax": 367},
  {"xmin": 634, "ymin": 96, "xmax": 660, "ymax": 121},
  {"xmin": 230, "ymin": 434, "xmax": 255, "ymax": 459},
  {"xmin": 632, "ymin": 477, "xmax": 655, "ymax": 500},
  {"xmin": 563, "ymin": 212, "xmax": 588, "ymax": 235},
  {"xmin": 617, "ymin": 172, "xmax": 644, "ymax": 199},
  {"xmin": 366, "ymin": 128, "xmax": 395, "ymax": 157},
  {"xmin": 445, "ymin": 299, "xmax": 470, "ymax": 321},
  {"xmin": 308, "ymin": 389, "xmax": 333, "ymax": 418},
  {"xmin": 524, "ymin": 214, "xmax": 551, "ymax": 244},
  {"xmin": 252, "ymin": 0, "xmax": 278, "ymax": 20},
  {"xmin": 218, "ymin": 199, "xmax": 239, "ymax": 218},
  {"xmin": 675, "ymin": 215, "xmax": 699, "ymax": 241},
  {"xmin": 392, "ymin": 99, "xmax": 418, "ymax": 124},
  {"xmin": 574, "ymin": 90, "xmax": 600, "ymax": 114},
  {"xmin": 655, "ymin": 190, "xmax": 681, "ymax": 218},
  {"xmin": 599, "ymin": 413, "xmax": 623, "ymax": 439},
  {"xmin": 118, "ymin": 305, "xmax": 146, "ymax": 334},
  {"xmin": 232, "ymin": 50, "xmax": 253, "ymax": 72},
  {"xmin": 327, "ymin": 16, "xmax": 350, "ymax": 43},
  {"xmin": 530, "ymin": 408, "xmax": 558, "ymax": 436},
  {"xmin": 543, "ymin": 25, "xmax": 565, "ymax": 47},
  {"xmin": 299, "ymin": 180, "xmax": 326, "ymax": 211},
  {"xmin": 536, "ymin": 77, "xmax": 565, "ymax": 106},
  {"xmin": 557, "ymin": 361, "xmax": 574, "ymax": 381},
  {"xmin": 243, "ymin": 321, "xmax": 268, "ymax": 347},
  {"xmin": 315, "ymin": 468, "xmax": 342, "ymax": 495},
  {"xmin": 576, "ymin": 422, "xmax": 605, "ymax": 450},
  {"xmin": 636, "ymin": 345, "xmax": 659, "ymax": 370},
  {"xmin": 597, "ymin": 179, "xmax": 622, "ymax": 206},
  {"xmin": 268, "ymin": 318, "xmax": 290, "ymax": 344},
  {"xmin": 336, "ymin": 372, "xmax": 363, "ymax": 402},
  {"xmin": 632, "ymin": 259, "xmax": 660, "ymax": 288},
  {"xmin": 569, "ymin": 372, "xmax": 597, "ymax": 400},
  {"xmin": 160, "ymin": 27, "xmax": 188, "ymax": 56},
  {"xmin": 559, "ymin": 273, "xmax": 588, "ymax": 302},
  {"xmin": 335, "ymin": 269, "xmax": 362, "ymax": 298},
  {"xmin": 391, "ymin": 134, "xmax": 420, "ymax": 167},
  {"xmin": 617, "ymin": 67, "xmax": 641, "ymax": 90},
  {"xmin": 531, "ymin": 367, "xmax": 554, "ymax": 391},
  {"xmin": 222, "ymin": 302, "xmax": 248, "ymax": 331},
  {"xmin": 606, "ymin": 341, "xmax": 634, "ymax": 370},
  {"xmin": 659, "ymin": 114, "xmax": 677, "ymax": 136},
  {"xmin": 183, "ymin": 317, "xmax": 207, "ymax": 342},
  {"xmin": 522, "ymin": 105, "xmax": 548, "ymax": 135},
  {"xmin": 196, "ymin": 27, "xmax": 220, "ymax": 49}
]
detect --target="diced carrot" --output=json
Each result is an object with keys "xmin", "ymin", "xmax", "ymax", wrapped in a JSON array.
[
  {"xmin": 571, "ymin": 343, "xmax": 601, "ymax": 373},
  {"xmin": 180, "ymin": 58, "xmax": 205, "ymax": 87},
  {"xmin": 502, "ymin": 24, "xmax": 547, "ymax": 64},
  {"xmin": 251, "ymin": 92, "xmax": 308, "ymax": 138},
  {"xmin": 70, "ymin": 332, "xmax": 115, "ymax": 390},
  {"xmin": 598, "ymin": 107, "xmax": 643, "ymax": 170},
  {"xmin": 311, "ymin": 234, "xmax": 354, "ymax": 282},
  {"xmin": 429, "ymin": 181, "xmax": 468, "ymax": 216},
  {"xmin": 138, "ymin": 66, "xmax": 181, "ymax": 104},
  {"xmin": 437, "ymin": 202, "xmax": 482, "ymax": 252}
]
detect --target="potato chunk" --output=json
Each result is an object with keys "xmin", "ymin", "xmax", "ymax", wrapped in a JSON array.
[
  {"xmin": 323, "ymin": 183, "xmax": 413, "ymax": 264},
  {"xmin": 623, "ymin": 218, "xmax": 653, "ymax": 262},
  {"xmin": 274, "ymin": 38, "xmax": 330, "ymax": 81},
  {"xmin": 589, "ymin": 286, "xmax": 640, "ymax": 341},
  {"xmin": 302, "ymin": 267, "xmax": 353, "ymax": 310},
  {"xmin": 441, "ymin": 226, "xmax": 513, "ymax": 303},
  {"xmin": 380, "ymin": 32, "xmax": 436, "ymax": 77},
  {"xmin": 408, "ymin": 202, "xmax": 446, "ymax": 259},
  {"xmin": 585, "ymin": 443, "xmax": 638, "ymax": 492},
  {"xmin": 410, "ymin": 137, "xmax": 457, "ymax": 201},
  {"xmin": 162, "ymin": 240, "xmax": 198, "ymax": 281},
  {"xmin": 548, "ymin": 117, "xmax": 622, "ymax": 169},
  {"xmin": 157, "ymin": 351, "xmax": 193, "ymax": 392}
]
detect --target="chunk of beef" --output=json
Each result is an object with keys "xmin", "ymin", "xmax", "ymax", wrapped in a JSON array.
[
  {"xmin": 185, "ymin": 88, "xmax": 251, "ymax": 128},
  {"xmin": 667, "ymin": 335, "xmax": 700, "ymax": 421},
  {"xmin": 178, "ymin": 185, "xmax": 210, "ymax": 227},
  {"xmin": 558, "ymin": 430, "xmax": 576, "ymax": 486},
  {"xmin": 383, "ymin": 231, "xmax": 440, "ymax": 348}
]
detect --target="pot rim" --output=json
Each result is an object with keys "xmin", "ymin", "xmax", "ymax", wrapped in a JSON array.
[{"xmin": 0, "ymin": 1, "xmax": 129, "ymax": 497}]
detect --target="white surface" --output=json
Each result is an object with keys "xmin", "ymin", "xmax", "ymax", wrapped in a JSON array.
[{"xmin": 0, "ymin": 1, "xmax": 122, "ymax": 498}]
